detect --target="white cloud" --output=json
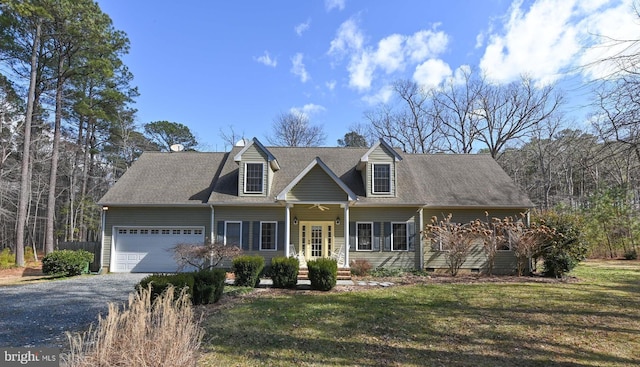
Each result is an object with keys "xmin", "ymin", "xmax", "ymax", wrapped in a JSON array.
[
  {"xmin": 329, "ymin": 18, "xmax": 451, "ymax": 92},
  {"xmin": 295, "ymin": 18, "xmax": 311, "ymax": 37},
  {"xmin": 290, "ymin": 53, "xmax": 310, "ymax": 83},
  {"xmin": 325, "ymin": 0, "xmax": 345, "ymax": 12},
  {"xmin": 290, "ymin": 103, "xmax": 326, "ymax": 118},
  {"xmin": 362, "ymin": 84, "xmax": 394, "ymax": 105},
  {"xmin": 479, "ymin": 0, "xmax": 638, "ymax": 85},
  {"xmin": 254, "ymin": 51, "xmax": 277, "ymax": 67},
  {"xmin": 326, "ymin": 80, "xmax": 337, "ymax": 90},
  {"xmin": 413, "ymin": 59, "xmax": 452, "ymax": 89}
]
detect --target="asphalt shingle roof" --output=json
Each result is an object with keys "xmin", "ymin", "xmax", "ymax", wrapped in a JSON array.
[{"xmin": 99, "ymin": 146, "xmax": 533, "ymax": 208}]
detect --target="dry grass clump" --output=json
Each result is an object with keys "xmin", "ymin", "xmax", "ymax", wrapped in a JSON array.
[{"xmin": 62, "ymin": 285, "xmax": 203, "ymax": 367}]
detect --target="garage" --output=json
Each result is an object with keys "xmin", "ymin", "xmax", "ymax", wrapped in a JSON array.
[{"xmin": 111, "ymin": 226, "xmax": 205, "ymax": 273}]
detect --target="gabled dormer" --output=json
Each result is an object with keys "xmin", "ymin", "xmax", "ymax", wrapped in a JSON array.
[
  {"xmin": 357, "ymin": 139, "xmax": 402, "ymax": 197},
  {"xmin": 233, "ymin": 138, "xmax": 280, "ymax": 197}
]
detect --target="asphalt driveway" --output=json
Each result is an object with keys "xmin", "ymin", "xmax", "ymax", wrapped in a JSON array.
[{"xmin": 0, "ymin": 273, "xmax": 147, "ymax": 348}]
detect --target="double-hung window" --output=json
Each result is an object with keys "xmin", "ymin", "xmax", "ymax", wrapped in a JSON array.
[
  {"xmin": 225, "ymin": 221, "xmax": 242, "ymax": 246},
  {"xmin": 356, "ymin": 222, "xmax": 373, "ymax": 251},
  {"xmin": 391, "ymin": 222, "xmax": 408, "ymax": 251},
  {"xmin": 260, "ymin": 222, "xmax": 277, "ymax": 251},
  {"xmin": 244, "ymin": 163, "xmax": 264, "ymax": 193},
  {"xmin": 372, "ymin": 163, "xmax": 391, "ymax": 194}
]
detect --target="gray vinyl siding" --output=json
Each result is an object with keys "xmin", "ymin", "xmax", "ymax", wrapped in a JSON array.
[
  {"xmin": 286, "ymin": 165, "xmax": 348, "ymax": 201},
  {"xmin": 238, "ymin": 145, "xmax": 268, "ymax": 197},
  {"xmin": 102, "ymin": 207, "xmax": 211, "ymax": 270},
  {"xmin": 348, "ymin": 207, "xmax": 420, "ymax": 269},
  {"xmin": 422, "ymin": 208, "xmax": 526, "ymax": 274},
  {"xmin": 366, "ymin": 145, "xmax": 396, "ymax": 197}
]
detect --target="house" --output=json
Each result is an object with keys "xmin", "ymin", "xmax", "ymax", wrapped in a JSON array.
[{"xmin": 98, "ymin": 138, "xmax": 533, "ymax": 274}]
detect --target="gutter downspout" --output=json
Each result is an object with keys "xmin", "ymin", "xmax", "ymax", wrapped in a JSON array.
[
  {"xmin": 418, "ymin": 207, "xmax": 424, "ymax": 270},
  {"xmin": 210, "ymin": 205, "xmax": 215, "ymax": 268}
]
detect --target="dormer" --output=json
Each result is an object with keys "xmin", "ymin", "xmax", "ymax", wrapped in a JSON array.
[
  {"xmin": 357, "ymin": 139, "xmax": 402, "ymax": 197},
  {"xmin": 233, "ymin": 138, "xmax": 280, "ymax": 197}
]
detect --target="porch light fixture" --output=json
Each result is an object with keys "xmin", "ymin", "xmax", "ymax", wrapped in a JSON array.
[
  {"xmin": 335, "ymin": 216, "xmax": 341, "ymax": 225},
  {"xmin": 293, "ymin": 216, "xmax": 298, "ymax": 225}
]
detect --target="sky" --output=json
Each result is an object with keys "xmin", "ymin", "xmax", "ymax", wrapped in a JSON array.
[{"xmin": 96, "ymin": 0, "xmax": 640, "ymax": 152}]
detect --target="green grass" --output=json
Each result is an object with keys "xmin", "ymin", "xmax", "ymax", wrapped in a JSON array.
[{"xmin": 198, "ymin": 260, "xmax": 640, "ymax": 366}]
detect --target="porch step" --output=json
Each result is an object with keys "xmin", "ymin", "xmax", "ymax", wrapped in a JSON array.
[{"xmin": 298, "ymin": 268, "xmax": 351, "ymax": 280}]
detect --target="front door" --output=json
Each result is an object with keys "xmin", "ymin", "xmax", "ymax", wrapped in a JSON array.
[{"xmin": 299, "ymin": 221, "xmax": 334, "ymax": 261}]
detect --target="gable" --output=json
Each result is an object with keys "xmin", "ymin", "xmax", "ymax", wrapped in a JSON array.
[{"xmin": 286, "ymin": 165, "xmax": 349, "ymax": 201}]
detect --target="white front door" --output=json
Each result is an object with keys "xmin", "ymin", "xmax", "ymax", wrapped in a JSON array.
[{"xmin": 299, "ymin": 221, "xmax": 334, "ymax": 261}]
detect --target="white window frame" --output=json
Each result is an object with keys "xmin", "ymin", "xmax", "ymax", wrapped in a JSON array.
[
  {"xmin": 372, "ymin": 163, "xmax": 391, "ymax": 194},
  {"xmin": 224, "ymin": 221, "xmax": 242, "ymax": 246},
  {"xmin": 259, "ymin": 221, "xmax": 278, "ymax": 251},
  {"xmin": 244, "ymin": 162, "xmax": 265, "ymax": 194},
  {"xmin": 391, "ymin": 222, "xmax": 409, "ymax": 251},
  {"xmin": 356, "ymin": 222, "xmax": 374, "ymax": 251}
]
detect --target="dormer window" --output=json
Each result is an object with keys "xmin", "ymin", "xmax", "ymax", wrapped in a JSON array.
[
  {"xmin": 372, "ymin": 163, "xmax": 391, "ymax": 194},
  {"xmin": 244, "ymin": 163, "xmax": 264, "ymax": 193}
]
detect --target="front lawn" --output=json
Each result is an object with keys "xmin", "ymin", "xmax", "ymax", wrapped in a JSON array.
[{"xmin": 198, "ymin": 260, "xmax": 640, "ymax": 367}]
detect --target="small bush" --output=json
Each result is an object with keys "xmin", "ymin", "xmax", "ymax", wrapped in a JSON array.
[
  {"xmin": 623, "ymin": 248, "xmax": 638, "ymax": 260},
  {"xmin": 270, "ymin": 257, "xmax": 299, "ymax": 288},
  {"xmin": 307, "ymin": 258, "xmax": 337, "ymax": 291},
  {"xmin": 63, "ymin": 285, "xmax": 203, "ymax": 367},
  {"xmin": 137, "ymin": 273, "xmax": 195, "ymax": 304},
  {"xmin": 192, "ymin": 268, "xmax": 226, "ymax": 304},
  {"xmin": 349, "ymin": 259, "xmax": 372, "ymax": 276},
  {"xmin": 42, "ymin": 250, "xmax": 94, "ymax": 277},
  {"xmin": 0, "ymin": 248, "xmax": 14, "ymax": 269},
  {"xmin": 232, "ymin": 255, "xmax": 265, "ymax": 287},
  {"xmin": 369, "ymin": 267, "xmax": 405, "ymax": 277},
  {"xmin": 536, "ymin": 211, "xmax": 587, "ymax": 278}
]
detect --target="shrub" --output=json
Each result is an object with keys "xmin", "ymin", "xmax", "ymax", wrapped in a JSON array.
[
  {"xmin": 192, "ymin": 268, "xmax": 226, "ymax": 304},
  {"xmin": 369, "ymin": 267, "xmax": 405, "ymax": 277},
  {"xmin": 42, "ymin": 250, "xmax": 94, "ymax": 277},
  {"xmin": 349, "ymin": 259, "xmax": 372, "ymax": 276},
  {"xmin": 0, "ymin": 248, "xmax": 13, "ymax": 269},
  {"xmin": 623, "ymin": 248, "xmax": 638, "ymax": 260},
  {"xmin": 269, "ymin": 256, "xmax": 299, "ymax": 288},
  {"xmin": 307, "ymin": 258, "xmax": 337, "ymax": 291},
  {"xmin": 232, "ymin": 255, "xmax": 264, "ymax": 287},
  {"xmin": 137, "ymin": 273, "xmax": 195, "ymax": 304},
  {"xmin": 63, "ymin": 285, "xmax": 203, "ymax": 367},
  {"xmin": 535, "ymin": 210, "xmax": 587, "ymax": 278}
]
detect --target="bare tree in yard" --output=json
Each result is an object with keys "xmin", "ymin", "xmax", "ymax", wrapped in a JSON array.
[
  {"xmin": 474, "ymin": 77, "xmax": 563, "ymax": 159},
  {"xmin": 171, "ymin": 242, "xmax": 243, "ymax": 271},
  {"xmin": 267, "ymin": 111, "xmax": 326, "ymax": 147},
  {"xmin": 219, "ymin": 124, "xmax": 246, "ymax": 151},
  {"xmin": 365, "ymin": 80, "xmax": 441, "ymax": 153},
  {"xmin": 501, "ymin": 217, "xmax": 555, "ymax": 276}
]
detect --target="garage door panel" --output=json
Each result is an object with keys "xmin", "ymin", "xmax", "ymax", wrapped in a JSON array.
[{"xmin": 112, "ymin": 227, "xmax": 204, "ymax": 273}]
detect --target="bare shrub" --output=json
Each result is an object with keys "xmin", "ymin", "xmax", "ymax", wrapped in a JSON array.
[
  {"xmin": 350, "ymin": 259, "xmax": 373, "ymax": 276},
  {"xmin": 62, "ymin": 285, "xmax": 204, "ymax": 367},
  {"xmin": 501, "ymin": 217, "xmax": 554, "ymax": 276},
  {"xmin": 426, "ymin": 214, "xmax": 483, "ymax": 276},
  {"xmin": 172, "ymin": 242, "xmax": 242, "ymax": 271}
]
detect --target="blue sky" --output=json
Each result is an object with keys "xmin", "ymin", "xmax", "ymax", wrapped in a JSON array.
[{"xmin": 97, "ymin": 0, "xmax": 638, "ymax": 152}]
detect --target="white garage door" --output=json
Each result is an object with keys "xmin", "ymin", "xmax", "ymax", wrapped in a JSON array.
[{"xmin": 112, "ymin": 227, "xmax": 205, "ymax": 273}]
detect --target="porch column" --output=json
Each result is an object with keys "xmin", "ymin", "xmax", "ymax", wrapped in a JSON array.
[
  {"xmin": 285, "ymin": 204, "xmax": 291, "ymax": 258},
  {"xmin": 343, "ymin": 204, "xmax": 350, "ymax": 266},
  {"xmin": 209, "ymin": 205, "xmax": 215, "ymax": 244}
]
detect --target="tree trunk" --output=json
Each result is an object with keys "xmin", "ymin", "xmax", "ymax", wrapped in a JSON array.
[
  {"xmin": 15, "ymin": 20, "xmax": 41, "ymax": 267},
  {"xmin": 44, "ymin": 55, "xmax": 65, "ymax": 255}
]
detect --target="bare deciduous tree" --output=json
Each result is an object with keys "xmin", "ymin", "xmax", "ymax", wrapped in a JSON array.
[
  {"xmin": 267, "ymin": 111, "xmax": 326, "ymax": 147},
  {"xmin": 171, "ymin": 242, "xmax": 243, "ymax": 271}
]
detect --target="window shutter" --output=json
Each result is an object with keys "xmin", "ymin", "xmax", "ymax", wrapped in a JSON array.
[
  {"xmin": 373, "ymin": 222, "xmax": 381, "ymax": 251},
  {"xmin": 241, "ymin": 222, "xmax": 251, "ymax": 250},
  {"xmin": 216, "ymin": 221, "xmax": 225, "ymax": 244},
  {"xmin": 383, "ymin": 222, "xmax": 391, "ymax": 251},
  {"xmin": 349, "ymin": 222, "xmax": 356, "ymax": 250},
  {"xmin": 252, "ymin": 221, "xmax": 260, "ymax": 251},
  {"xmin": 408, "ymin": 221, "xmax": 416, "ymax": 251},
  {"xmin": 277, "ymin": 221, "xmax": 285, "ymax": 250}
]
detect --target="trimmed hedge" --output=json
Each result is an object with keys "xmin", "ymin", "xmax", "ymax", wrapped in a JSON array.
[
  {"xmin": 193, "ymin": 268, "xmax": 227, "ymax": 304},
  {"xmin": 270, "ymin": 256, "xmax": 299, "ymax": 288},
  {"xmin": 42, "ymin": 250, "xmax": 94, "ymax": 277},
  {"xmin": 307, "ymin": 258, "xmax": 337, "ymax": 291},
  {"xmin": 137, "ymin": 273, "xmax": 195, "ymax": 303},
  {"xmin": 232, "ymin": 255, "xmax": 265, "ymax": 287}
]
